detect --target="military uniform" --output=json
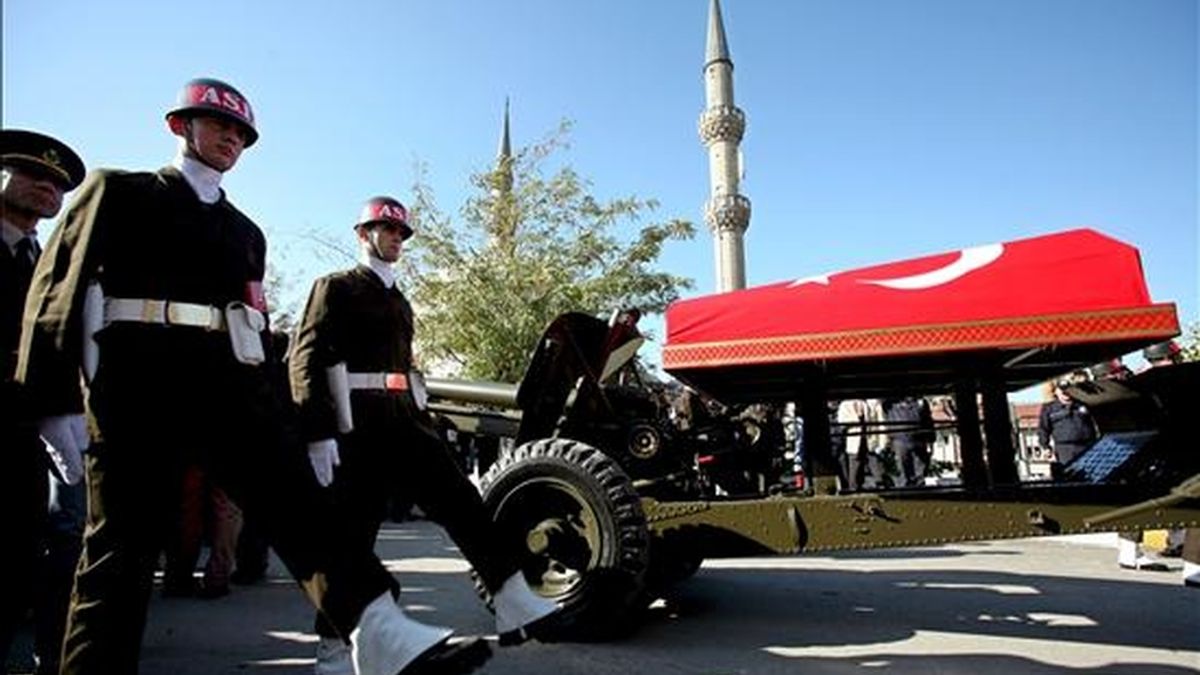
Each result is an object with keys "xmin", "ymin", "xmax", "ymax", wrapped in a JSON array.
[
  {"xmin": 17, "ymin": 167, "xmax": 396, "ymax": 673},
  {"xmin": 289, "ymin": 265, "xmax": 517, "ymax": 640},
  {"xmin": 2, "ymin": 128, "xmax": 86, "ymax": 670},
  {"xmin": 0, "ymin": 215, "xmax": 48, "ymax": 664}
]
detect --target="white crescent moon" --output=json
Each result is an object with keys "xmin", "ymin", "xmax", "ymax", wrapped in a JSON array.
[{"xmin": 859, "ymin": 243, "xmax": 1004, "ymax": 290}]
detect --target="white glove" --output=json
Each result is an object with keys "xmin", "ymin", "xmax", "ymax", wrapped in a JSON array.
[
  {"xmin": 38, "ymin": 414, "xmax": 90, "ymax": 486},
  {"xmin": 307, "ymin": 439, "xmax": 340, "ymax": 487}
]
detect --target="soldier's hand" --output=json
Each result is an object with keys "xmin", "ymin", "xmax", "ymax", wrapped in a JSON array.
[
  {"xmin": 38, "ymin": 414, "xmax": 89, "ymax": 485},
  {"xmin": 307, "ymin": 438, "xmax": 340, "ymax": 487}
]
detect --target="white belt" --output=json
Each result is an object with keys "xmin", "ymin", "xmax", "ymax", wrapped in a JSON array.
[
  {"xmin": 104, "ymin": 298, "xmax": 226, "ymax": 331},
  {"xmin": 347, "ymin": 371, "xmax": 410, "ymax": 391}
]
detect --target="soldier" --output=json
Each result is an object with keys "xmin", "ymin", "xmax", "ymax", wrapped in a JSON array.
[
  {"xmin": 289, "ymin": 196, "xmax": 560, "ymax": 675},
  {"xmin": 1, "ymin": 129, "xmax": 85, "ymax": 673},
  {"xmin": 16, "ymin": 78, "xmax": 491, "ymax": 675}
]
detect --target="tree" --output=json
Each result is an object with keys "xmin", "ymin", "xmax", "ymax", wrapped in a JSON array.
[
  {"xmin": 265, "ymin": 260, "xmax": 300, "ymax": 335},
  {"xmin": 401, "ymin": 121, "xmax": 695, "ymax": 382},
  {"xmin": 1179, "ymin": 321, "xmax": 1200, "ymax": 362}
]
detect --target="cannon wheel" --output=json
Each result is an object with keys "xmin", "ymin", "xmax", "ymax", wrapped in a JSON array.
[{"xmin": 478, "ymin": 437, "xmax": 649, "ymax": 640}]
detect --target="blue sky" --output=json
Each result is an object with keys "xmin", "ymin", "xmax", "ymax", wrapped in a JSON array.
[{"xmin": 4, "ymin": 0, "xmax": 1196, "ymax": 385}]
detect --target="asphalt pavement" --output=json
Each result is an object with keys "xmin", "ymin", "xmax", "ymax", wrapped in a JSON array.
[{"xmin": 7, "ymin": 521, "xmax": 1198, "ymax": 674}]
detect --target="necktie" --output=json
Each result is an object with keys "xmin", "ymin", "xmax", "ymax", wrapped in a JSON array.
[{"xmin": 14, "ymin": 237, "xmax": 36, "ymax": 290}]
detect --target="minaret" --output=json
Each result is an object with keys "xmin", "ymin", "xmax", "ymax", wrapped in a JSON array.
[
  {"xmin": 490, "ymin": 98, "xmax": 516, "ymax": 249},
  {"xmin": 495, "ymin": 97, "xmax": 513, "ymax": 195},
  {"xmin": 699, "ymin": 0, "xmax": 750, "ymax": 292}
]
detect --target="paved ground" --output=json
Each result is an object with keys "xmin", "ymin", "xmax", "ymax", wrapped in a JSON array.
[{"xmin": 8, "ymin": 521, "xmax": 1198, "ymax": 674}]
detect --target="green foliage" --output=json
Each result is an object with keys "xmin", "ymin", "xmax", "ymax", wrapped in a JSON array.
[
  {"xmin": 401, "ymin": 121, "xmax": 695, "ymax": 382},
  {"xmin": 1180, "ymin": 321, "xmax": 1200, "ymax": 362},
  {"xmin": 265, "ymin": 260, "xmax": 299, "ymax": 334}
]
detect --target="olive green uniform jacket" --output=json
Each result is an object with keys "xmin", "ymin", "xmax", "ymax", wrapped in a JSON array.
[
  {"xmin": 17, "ymin": 167, "xmax": 393, "ymax": 674},
  {"xmin": 290, "ymin": 265, "xmax": 515, "ymax": 615}
]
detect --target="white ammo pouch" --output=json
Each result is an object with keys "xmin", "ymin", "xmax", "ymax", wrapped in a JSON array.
[{"xmin": 223, "ymin": 302, "xmax": 266, "ymax": 365}]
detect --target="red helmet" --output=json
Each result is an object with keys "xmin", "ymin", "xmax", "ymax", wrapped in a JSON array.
[
  {"xmin": 356, "ymin": 196, "xmax": 413, "ymax": 240},
  {"xmin": 165, "ymin": 78, "xmax": 258, "ymax": 147}
]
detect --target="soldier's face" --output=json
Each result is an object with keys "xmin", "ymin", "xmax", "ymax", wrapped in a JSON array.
[
  {"xmin": 0, "ymin": 165, "xmax": 65, "ymax": 229},
  {"xmin": 358, "ymin": 223, "xmax": 405, "ymax": 263},
  {"xmin": 174, "ymin": 115, "xmax": 247, "ymax": 172}
]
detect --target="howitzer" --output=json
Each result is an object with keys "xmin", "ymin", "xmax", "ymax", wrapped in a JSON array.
[
  {"xmin": 426, "ymin": 231, "xmax": 1200, "ymax": 641},
  {"xmin": 427, "ymin": 309, "xmax": 1199, "ymax": 641}
]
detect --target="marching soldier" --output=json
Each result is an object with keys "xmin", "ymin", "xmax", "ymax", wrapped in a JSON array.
[
  {"xmin": 1, "ymin": 129, "xmax": 85, "ymax": 673},
  {"xmin": 289, "ymin": 196, "xmax": 560, "ymax": 675},
  {"xmin": 16, "ymin": 78, "xmax": 491, "ymax": 675}
]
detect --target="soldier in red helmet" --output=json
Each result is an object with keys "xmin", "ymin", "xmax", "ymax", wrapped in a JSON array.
[
  {"xmin": 16, "ymin": 78, "xmax": 495, "ymax": 675},
  {"xmin": 289, "ymin": 196, "xmax": 561, "ymax": 675}
]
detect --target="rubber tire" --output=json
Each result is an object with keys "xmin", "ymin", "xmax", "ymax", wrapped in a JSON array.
[{"xmin": 479, "ymin": 438, "xmax": 650, "ymax": 641}]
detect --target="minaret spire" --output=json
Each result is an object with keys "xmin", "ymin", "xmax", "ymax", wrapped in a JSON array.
[
  {"xmin": 706, "ymin": 0, "xmax": 731, "ymax": 67},
  {"xmin": 495, "ymin": 97, "xmax": 513, "ymax": 196},
  {"xmin": 699, "ymin": 0, "xmax": 750, "ymax": 292},
  {"xmin": 497, "ymin": 97, "xmax": 512, "ymax": 161}
]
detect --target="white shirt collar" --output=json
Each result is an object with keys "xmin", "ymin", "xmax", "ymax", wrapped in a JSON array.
[
  {"xmin": 172, "ymin": 150, "xmax": 223, "ymax": 204},
  {"xmin": 360, "ymin": 251, "xmax": 397, "ymax": 289},
  {"xmin": 1, "ymin": 218, "xmax": 38, "ymax": 257}
]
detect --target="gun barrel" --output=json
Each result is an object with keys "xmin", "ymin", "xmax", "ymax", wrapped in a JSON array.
[{"xmin": 426, "ymin": 377, "xmax": 520, "ymax": 409}]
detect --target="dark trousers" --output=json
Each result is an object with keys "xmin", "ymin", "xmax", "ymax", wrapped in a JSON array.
[
  {"xmin": 162, "ymin": 465, "xmax": 242, "ymax": 592},
  {"xmin": 0, "ymin": 425, "xmax": 48, "ymax": 666},
  {"xmin": 1054, "ymin": 442, "xmax": 1088, "ymax": 466},
  {"xmin": 1050, "ymin": 442, "xmax": 1089, "ymax": 481},
  {"xmin": 34, "ymin": 473, "xmax": 85, "ymax": 674},
  {"xmin": 315, "ymin": 410, "xmax": 515, "ymax": 638},
  {"xmin": 234, "ymin": 508, "xmax": 271, "ymax": 581},
  {"xmin": 843, "ymin": 451, "xmax": 885, "ymax": 492},
  {"xmin": 893, "ymin": 441, "xmax": 930, "ymax": 487},
  {"xmin": 59, "ymin": 389, "xmax": 396, "ymax": 675}
]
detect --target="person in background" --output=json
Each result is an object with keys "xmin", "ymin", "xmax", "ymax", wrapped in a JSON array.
[
  {"xmin": 838, "ymin": 399, "xmax": 887, "ymax": 491},
  {"xmin": 1087, "ymin": 358, "xmax": 1132, "ymax": 382},
  {"xmin": 1037, "ymin": 377, "xmax": 1098, "ymax": 481},
  {"xmin": 882, "ymin": 395, "xmax": 935, "ymax": 487},
  {"xmin": 161, "ymin": 467, "xmax": 243, "ymax": 599},
  {"xmin": 1129, "ymin": 341, "xmax": 1198, "ymax": 587},
  {"xmin": 230, "ymin": 329, "xmax": 296, "ymax": 586},
  {"xmin": 1090, "ymin": 354, "xmax": 1171, "ymax": 571},
  {"xmin": 1, "ymin": 128, "xmax": 86, "ymax": 675}
]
